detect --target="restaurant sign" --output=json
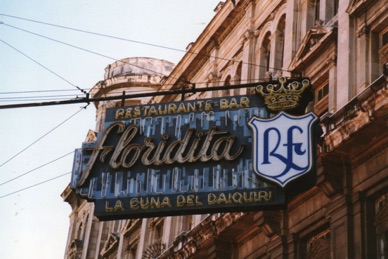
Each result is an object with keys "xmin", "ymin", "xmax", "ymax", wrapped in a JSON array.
[{"xmin": 71, "ymin": 77, "xmax": 317, "ymax": 220}]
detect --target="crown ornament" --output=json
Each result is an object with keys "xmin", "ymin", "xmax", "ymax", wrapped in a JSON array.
[{"xmin": 256, "ymin": 77, "xmax": 310, "ymax": 111}]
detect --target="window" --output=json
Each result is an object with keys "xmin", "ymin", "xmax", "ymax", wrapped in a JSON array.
[
  {"xmin": 258, "ymin": 32, "xmax": 272, "ymax": 81},
  {"xmin": 379, "ymin": 31, "xmax": 388, "ymax": 74},
  {"xmin": 221, "ymin": 75, "xmax": 231, "ymax": 97},
  {"xmin": 375, "ymin": 194, "xmax": 388, "ymax": 259},
  {"xmin": 277, "ymin": 15, "xmax": 286, "ymax": 70},
  {"xmin": 314, "ymin": 77, "xmax": 329, "ymax": 116},
  {"xmin": 234, "ymin": 62, "xmax": 242, "ymax": 95},
  {"xmin": 317, "ymin": 84, "xmax": 329, "ymax": 102}
]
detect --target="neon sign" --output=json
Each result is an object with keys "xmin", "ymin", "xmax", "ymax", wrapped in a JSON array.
[{"xmin": 71, "ymin": 78, "xmax": 316, "ymax": 220}]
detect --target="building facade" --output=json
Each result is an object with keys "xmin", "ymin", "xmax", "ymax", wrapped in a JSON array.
[{"xmin": 62, "ymin": 0, "xmax": 388, "ymax": 258}]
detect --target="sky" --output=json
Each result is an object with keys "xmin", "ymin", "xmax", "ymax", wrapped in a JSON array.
[{"xmin": 0, "ymin": 1, "xmax": 221, "ymax": 258}]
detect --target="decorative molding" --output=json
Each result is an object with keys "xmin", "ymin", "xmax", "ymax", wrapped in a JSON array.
[
  {"xmin": 320, "ymin": 76, "xmax": 387, "ymax": 160},
  {"xmin": 100, "ymin": 233, "xmax": 120, "ymax": 257},
  {"xmin": 289, "ymin": 27, "xmax": 336, "ymax": 73},
  {"xmin": 357, "ymin": 25, "xmax": 369, "ymax": 38},
  {"xmin": 67, "ymin": 239, "xmax": 83, "ymax": 259}
]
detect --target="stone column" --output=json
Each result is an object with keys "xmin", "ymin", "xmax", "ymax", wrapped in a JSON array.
[
  {"xmin": 283, "ymin": 0, "xmax": 299, "ymax": 76},
  {"xmin": 336, "ymin": 0, "xmax": 354, "ymax": 109},
  {"xmin": 327, "ymin": 53, "xmax": 337, "ymax": 112},
  {"xmin": 137, "ymin": 218, "xmax": 149, "ymax": 259},
  {"xmin": 356, "ymin": 25, "xmax": 370, "ymax": 91},
  {"xmin": 241, "ymin": 29, "xmax": 256, "ymax": 84}
]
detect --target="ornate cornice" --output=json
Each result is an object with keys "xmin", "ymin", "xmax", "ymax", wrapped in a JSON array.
[{"xmin": 321, "ymin": 75, "xmax": 387, "ymax": 158}]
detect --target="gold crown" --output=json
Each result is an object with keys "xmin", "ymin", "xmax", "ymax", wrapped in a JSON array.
[{"xmin": 256, "ymin": 77, "xmax": 310, "ymax": 111}]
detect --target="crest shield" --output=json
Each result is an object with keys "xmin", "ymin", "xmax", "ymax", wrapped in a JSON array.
[{"xmin": 248, "ymin": 112, "xmax": 317, "ymax": 187}]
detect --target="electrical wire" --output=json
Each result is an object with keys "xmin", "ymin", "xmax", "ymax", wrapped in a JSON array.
[
  {"xmin": 0, "ymin": 98, "xmax": 77, "ymax": 103},
  {"xmin": 0, "ymin": 151, "xmax": 74, "ymax": 187},
  {"xmin": 0, "ymin": 105, "xmax": 87, "ymax": 169},
  {"xmin": 0, "ymin": 76, "xmax": 273, "ymax": 99},
  {"xmin": 2, "ymin": 23, "xmax": 175, "ymax": 79},
  {"xmin": 0, "ymin": 75, "xmax": 290, "ymax": 109},
  {"xmin": 0, "ymin": 88, "xmax": 90, "ymax": 95},
  {"xmin": 0, "ymin": 13, "xmax": 186, "ymax": 54},
  {"xmin": 0, "ymin": 15, "xmax": 291, "ymax": 74},
  {"xmin": 0, "ymin": 94, "xmax": 80, "ymax": 100},
  {"xmin": 0, "ymin": 172, "xmax": 70, "ymax": 199},
  {"xmin": 0, "ymin": 38, "xmax": 85, "ymax": 93},
  {"xmin": 0, "ymin": 16, "xmax": 292, "ymax": 101}
]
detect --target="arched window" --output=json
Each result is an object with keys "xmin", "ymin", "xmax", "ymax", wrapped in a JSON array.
[
  {"xmin": 263, "ymin": 34, "xmax": 271, "ymax": 72},
  {"xmin": 234, "ymin": 62, "xmax": 242, "ymax": 95},
  {"xmin": 235, "ymin": 61, "xmax": 242, "ymax": 83},
  {"xmin": 258, "ymin": 32, "xmax": 272, "ymax": 80},
  {"xmin": 224, "ymin": 75, "xmax": 231, "ymax": 96},
  {"xmin": 275, "ymin": 15, "xmax": 286, "ymax": 71},
  {"xmin": 76, "ymin": 222, "xmax": 84, "ymax": 240},
  {"xmin": 224, "ymin": 75, "xmax": 231, "ymax": 86}
]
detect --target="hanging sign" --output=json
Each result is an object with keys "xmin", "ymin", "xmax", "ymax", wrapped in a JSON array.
[{"xmin": 71, "ymin": 77, "xmax": 317, "ymax": 220}]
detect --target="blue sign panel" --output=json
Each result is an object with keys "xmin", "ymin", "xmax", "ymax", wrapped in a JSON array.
[
  {"xmin": 71, "ymin": 94, "xmax": 289, "ymax": 220},
  {"xmin": 248, "ymin": 112, "xmax": 317, "ymax": 187}
]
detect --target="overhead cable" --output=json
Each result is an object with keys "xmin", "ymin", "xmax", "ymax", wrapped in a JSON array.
[
  {"xmin": 0, "ymin": 14, "xmax": 291, "ymax": 73},
  {"xmin": 0, "ymin": 105, "xmax": 87, "ymax": 168},
  {"xmin": 0, "ymin": 94, "xmax": 79, "ymax": 100},
  {"xmin": 0, "ymin": 172, "xmax": 70, "ymax": 199},
  {"xmin": 2, "ymin": 23, "xmax": 175, "ymax": 79},
  {"xmin": 0, "ymin": 13, "xmax": 185, "ymax": 53},
  {"xmin": 0, "ymin": 78, "xmax": 293, "ymax": 109},
  {"xmin": 0, "ymin": 151, "xmax": 74, "ymax": 187},
  {"xmin": 0, "ymin": 88, "xmax": 90, "ymax": 95},
  {"xmin": 0, "ymin": 38, "xmax": 85, "ymax": 93}
]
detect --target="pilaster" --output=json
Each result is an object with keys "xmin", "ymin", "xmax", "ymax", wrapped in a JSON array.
[
  {"xmin": 336, "ymin": 0, "xmax": 354, "ymax": 109},
  {"xmin": 283, "ymin": 0, "xmax": 298, "ymax": 76},
  {"xmin": 356, "ymin": 25, "xmax": 370, "ymax": 91},
  {"xmin": 137, "ymin": 218, "xmax": 149, "ymax": 259},
  {"xmin": 327, "ymin": 53, "xmax": 338, "ymax": 112}
]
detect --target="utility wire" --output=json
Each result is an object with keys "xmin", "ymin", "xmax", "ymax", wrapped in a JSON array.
[
  {"xmin": 0, "ymin": 88, "xmax": 90, "ymax": 95},
  {"xmin": 0, "ymin": 172, "xmax": 70, "ymax": 199},
  {"xmin": 0, "ymin": 105, "xmax": 87, "ymax": 168},
  {"xmin": 0, "ymin": 76, "xmax": 272, "ymax": 99},
  {"xmin": 0, "ymin": 151, "xmax": 74, "ymax": 187},
  {"xmin": 0, "ymin": 13, "xmax": 185, "ymax": 53},
  {"xmin": 0, "ymin": 97, "xmax": 77, "ymax": 103},
  {"xmin": 0, "ymin": 94, "xmax": 79, "ymax": 100},
  {"xmin": 2, "ymin": 23, "xmax": 175, "ymax": 79},
  {"xmin": 0, "ymin": 15, "xmax": 291, "ymax": 73},
  {"xmin": 0, "ymin": 78, "xmax": 296, "ymax": 109},
  {"xmin": 0, "ymin": 38, "xmax": 85, "ymax": 93}
]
